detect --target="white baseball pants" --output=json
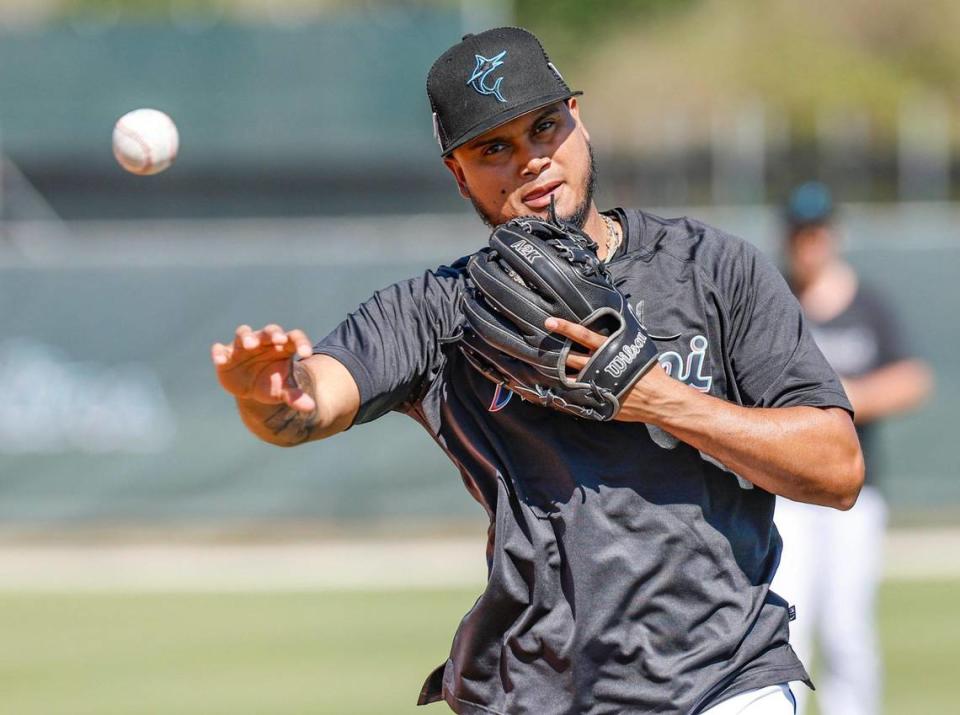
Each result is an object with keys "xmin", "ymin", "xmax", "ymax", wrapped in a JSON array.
[
  {"xmin": 700, "ymin": 683, "xmax": 797, "ymax": 714},
  {"xmin": 772, "ymin": 486, "xmax": 888, "ymax": 715}
]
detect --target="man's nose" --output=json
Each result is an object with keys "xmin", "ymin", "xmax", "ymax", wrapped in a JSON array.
[{"xmin": 521, "ymin": 153, "xmax": 551, "ymax": 178}]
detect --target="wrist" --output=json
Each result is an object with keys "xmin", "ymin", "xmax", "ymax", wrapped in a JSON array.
[{"xmin": 616, "ymin": 364, "xmax": 692, "ymax": 424}]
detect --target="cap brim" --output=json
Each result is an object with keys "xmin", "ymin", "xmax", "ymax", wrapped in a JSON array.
[{"xmin": 442, "ymin": 89, "xmax": 583, "ymax": 156}]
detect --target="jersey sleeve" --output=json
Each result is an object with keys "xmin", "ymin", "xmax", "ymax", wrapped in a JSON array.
[
  {"xmin": 312, "ymin": 261, "xmax": 468, "ymax": 425},
  {"xmin": 721, "ymin": 240, "xmax": 852, "ymax": 412}
]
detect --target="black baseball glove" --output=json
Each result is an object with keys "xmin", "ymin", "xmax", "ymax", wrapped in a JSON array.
[{"xmin": 459, "ymin": 214, "xmax": 661, "ymax": 421}]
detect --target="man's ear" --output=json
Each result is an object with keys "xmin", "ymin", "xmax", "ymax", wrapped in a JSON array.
[
  {"xmin": 567, "ymin": 97, "xmax": 589, "ymax": 143},
  {"xmin": 443, "ymin": 156, "xmax": 471, "ymax": 199}
]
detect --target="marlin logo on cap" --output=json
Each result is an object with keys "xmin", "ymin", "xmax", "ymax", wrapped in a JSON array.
[{"xmin": 467, "ymin": 50, "xmax": 507, "ymax": 103}]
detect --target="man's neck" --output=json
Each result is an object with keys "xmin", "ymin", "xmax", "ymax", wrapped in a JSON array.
[{"xmin": 582, "ymin": 204, "xmax": 617, "ymax": 260}]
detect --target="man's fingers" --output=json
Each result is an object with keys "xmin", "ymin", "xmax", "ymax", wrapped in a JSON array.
[
  {"xmin": 268, "ymin": 367, "xmax": 317, "ymax": 412},
  {"xmin": 287, "ymin": 329, "xmax": 314, "ymax": 359},
  {"xmin": 232, "ymin": 324, "xmax": 300, "ymax": 353},
  {"xmin": 285, "ymin": 389, "xmax": 317, "ymax": 413},
  {"xmin": 234, "ymin": 324, "xmax": 259, "ymax": 350},
  {"xmin": 211, "ymin": 342, "xmax": 232, "ymax": 366},
  {"xmin": 263, "ymin": 324, "xmax": 289, "ymax": 346},
  {"xmin": 545, "ymin": 317, "xmax": 605, "ymax": 351},
  {"xmin": 565, "ymin": 353, "xmax": 589, "ymax": 371},
  {"xmin": 223, "ymin": 325, "xmax": 311, "ymax": 377}
]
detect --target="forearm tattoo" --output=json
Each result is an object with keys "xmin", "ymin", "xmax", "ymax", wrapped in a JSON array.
[{"xmin": 263, "ymin": 361, "xmax": 321, "ymax": 445}]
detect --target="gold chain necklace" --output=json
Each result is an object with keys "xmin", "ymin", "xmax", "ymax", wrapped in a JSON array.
[{"xmin": 601, "ymin": 214, "xmax": 622, "ymax": 262}]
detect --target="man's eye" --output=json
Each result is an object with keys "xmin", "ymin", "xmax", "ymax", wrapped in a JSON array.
[
  {"xmin": 535, "ymin": 120, "xmax": 556, "ymax": 134},
  {"xmin": 483, "ymin": 143, "xmax": 507, "ymax": 156}
]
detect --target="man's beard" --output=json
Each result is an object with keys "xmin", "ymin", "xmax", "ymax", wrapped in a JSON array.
[{"xmin": 469, "ymin": 143, "xmax": 598, "ymax": 229}]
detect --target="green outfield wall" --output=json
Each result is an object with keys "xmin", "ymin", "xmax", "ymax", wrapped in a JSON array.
[
  {"xmin": 0, "ymin": 13, "xmax": 459, "ymax": 168},
  {"xmin": 0, "ymin": 205, "xmax": 956, "ymax": 525}
]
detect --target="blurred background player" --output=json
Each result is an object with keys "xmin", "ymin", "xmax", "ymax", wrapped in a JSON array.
[{"xmin": 772, "ymin": 182, "xmax": 933, "ymax": 715}]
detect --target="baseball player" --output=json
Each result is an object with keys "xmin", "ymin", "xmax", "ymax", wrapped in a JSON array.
[
  {"xmin": 211, "ymin": 28, "xmax": 863, "ymax": 714},
  {"xmin": 772, "ymin": 183, "xmax": 932, "ymax": 715}
]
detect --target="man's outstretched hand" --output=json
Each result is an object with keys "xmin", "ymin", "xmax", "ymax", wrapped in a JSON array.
[{"xmin": 211, "ymin": 324, "xmax": 316, "ymax": 413}]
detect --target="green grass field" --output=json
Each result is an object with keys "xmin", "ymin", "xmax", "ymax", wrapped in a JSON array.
[{"xmin": 0, "ymin": 580, "xmax": 956, "ymax": 714}]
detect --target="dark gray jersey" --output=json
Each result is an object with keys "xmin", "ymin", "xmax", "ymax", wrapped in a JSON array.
[{"xmin": 315, "ymin": 208, "xmax": 851, "ymax": 714}]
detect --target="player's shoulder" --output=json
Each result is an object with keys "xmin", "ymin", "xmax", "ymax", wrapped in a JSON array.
[
  {"xmin": 404, "ymin": 253, "xmax": 476, "ymax": 310},
  {"xmin": 411, "ymin": 253, "xmax": 472, "ymax": 285},
  {"xmin": 438, "ymin": 253, "xmax": 474, "ymax": 276},
  {"xmin": 623, "ymin": 208, "xmax": 763, "ymax": 273},
  {"xmin": 368, "ymin": 255, "xmax": 473, "ymax": 313},
  {"xmin": 424, "ymin": 253, "xmax": 474, "ymax": 293}
]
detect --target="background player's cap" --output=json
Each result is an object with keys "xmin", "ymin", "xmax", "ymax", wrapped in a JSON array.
[
  {"xmin": 785, "ymin": 181, "xmax": 835, "ymax": 230},
  {"xmin": 426, "ymin": 27, "xmax": 582, "ymax": 156}
]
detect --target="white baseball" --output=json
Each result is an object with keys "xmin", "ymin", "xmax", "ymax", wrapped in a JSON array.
[{"xmin": 112, "ymin": 108, "xmax": 179, "ymax": 176}]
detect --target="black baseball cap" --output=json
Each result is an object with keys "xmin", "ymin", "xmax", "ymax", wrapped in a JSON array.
[
  {"xmin": 785, "ymin": 181, "xmax": 835, "ymax": 230},
  {"xmin": 426, "ymin": 27, "xmax": 582, "ymax": 156}
]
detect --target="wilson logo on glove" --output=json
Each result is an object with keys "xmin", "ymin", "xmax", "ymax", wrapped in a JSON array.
[
  {"xmin": 603, "ymin": 332, "xmax": 650, "ymax": 379},
  {"xmin": 460, "ymin": 214, "xmax": 670, "ymax": 421}
]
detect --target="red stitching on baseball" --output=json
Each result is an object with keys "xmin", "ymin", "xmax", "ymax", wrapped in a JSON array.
[{"xmin": 114, "ymin": 119, "xmax": 155, "ymax": 173}]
